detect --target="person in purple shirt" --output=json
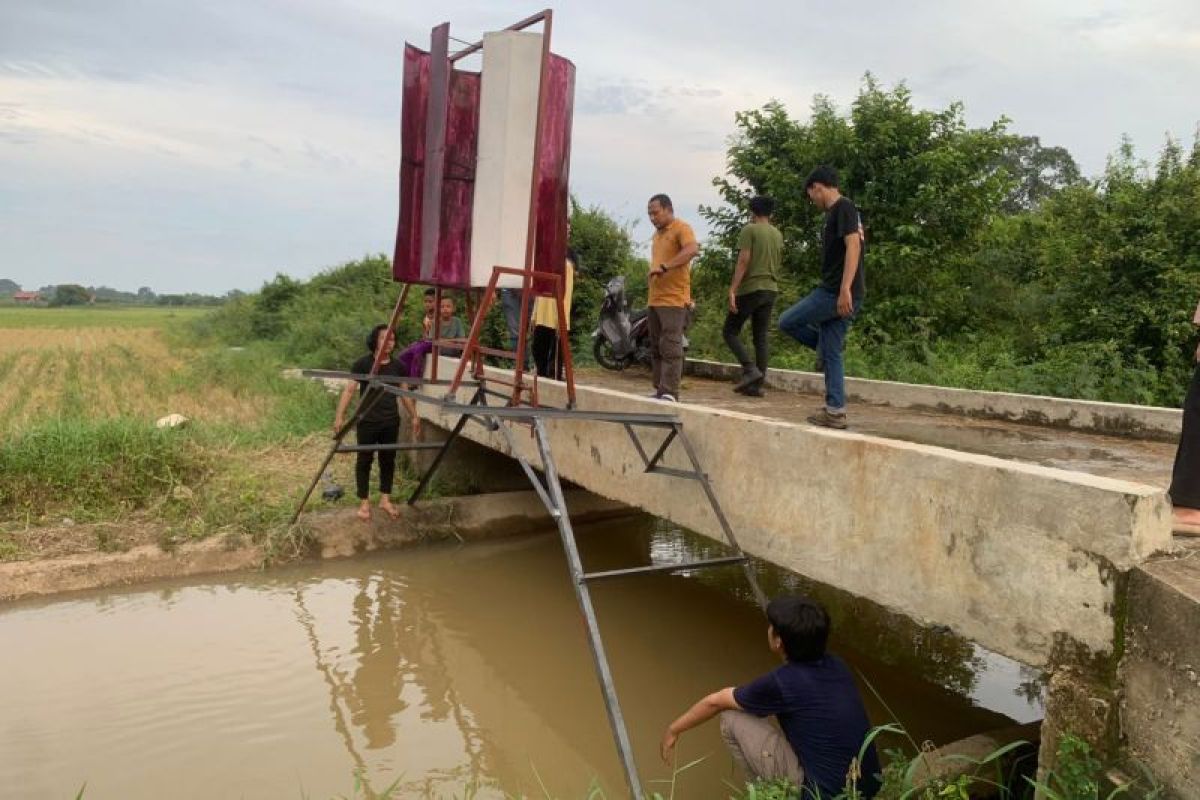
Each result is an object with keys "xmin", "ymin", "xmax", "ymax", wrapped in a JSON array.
[{"xmin": 661, "ymin": 596, "xmax": 881, "ymax": 798}]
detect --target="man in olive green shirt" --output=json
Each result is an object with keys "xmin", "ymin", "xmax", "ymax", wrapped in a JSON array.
[{"xmin": 724, "ymin": 196, "xmax": 783, "ymax": 396}]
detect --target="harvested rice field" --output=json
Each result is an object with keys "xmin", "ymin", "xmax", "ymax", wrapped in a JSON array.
[{"xmin": 0, "ymin": 307, "xmax": 280, "ymax": 433}]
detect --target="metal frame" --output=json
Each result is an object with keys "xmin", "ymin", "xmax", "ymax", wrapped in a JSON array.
[
  {"xmin": 321, "ymin": 375, "xmax": 764, "ymax": 799},
  {"xmin": 294, "ymin": 11, "xmax": 749, "ymax": 795},
  {"xmin": 411, "ymin": 10, "xmax": 574, "ymax": 409}
]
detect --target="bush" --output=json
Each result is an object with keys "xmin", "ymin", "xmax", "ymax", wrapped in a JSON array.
[{"xmin": 0, "ymin": 418, "xmax": 206, "ymax": 519}]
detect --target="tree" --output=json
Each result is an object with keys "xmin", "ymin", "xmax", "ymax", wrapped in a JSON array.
[
  {"xmin": 567, "ymin": 198, "xmax": 642, "ymax": 348},
  {"xmin": 1030, "ymin": 134, "xmax": 1200, "ymax": 401},
  {"xmin": 702, "ymin": 76, "xmax": 1020, "ymax": 341},
  {"xmin": 49, "ymin": 284, "xmax": 91, "ymax": 307},
  {"xmin": 250, "ymin": 273, "xmax": 302, "ymax": 338},
  {"xmin": 997, "ymin": 135, "xmax": 1082, "ymax": 212}
]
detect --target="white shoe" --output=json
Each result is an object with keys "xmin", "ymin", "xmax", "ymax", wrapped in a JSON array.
[{"xmin": 658, "ymin": 393, "xmax": 677, "ymax": 402}]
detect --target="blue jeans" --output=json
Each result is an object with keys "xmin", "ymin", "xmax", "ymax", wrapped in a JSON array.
[{"xmin": 778, "ymin": 288, "xmax": 861, "ymax": 412}]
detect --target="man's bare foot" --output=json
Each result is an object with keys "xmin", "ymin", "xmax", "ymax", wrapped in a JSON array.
[
  {"xmin": 379, "ymin": 496, "xmax": 401, "ymax": 520},
  {"xmin": 356, "ymin": 501, "xmax": 372, "ymax": 522},
  {"xmin": 1173, "ymin": 506, "xmax": 1200, "ymax": 535}
]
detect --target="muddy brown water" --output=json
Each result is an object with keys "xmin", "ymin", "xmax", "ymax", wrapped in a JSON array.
[{"xmin": 0, "ymin": 516, "xmax": 1042, "ymax": 799}]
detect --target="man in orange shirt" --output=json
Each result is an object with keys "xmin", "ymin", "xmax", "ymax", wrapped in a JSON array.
[{"xmin": 646, "ymin": 194, "xmax": 698, "ymax": 401}]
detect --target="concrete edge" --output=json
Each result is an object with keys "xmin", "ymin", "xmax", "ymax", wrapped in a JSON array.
[
  {"xmin": 549, "ymin": 367, "xmax": 1168, "ymax": 498},
  {"xmin": 685, "ymin": 358, "xmax": 1182, "ymax": 440},
  {"xmin": 0, "ymin": 489, "xmax": 631, "ymax": 604},
  {"xmin": 434, "ymin": 357, "xmax": 1175, "ymax": 569}
]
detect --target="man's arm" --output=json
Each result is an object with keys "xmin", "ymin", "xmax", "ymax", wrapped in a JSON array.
[
  {"xmin": 333, "ymin": 381, "xmax": 356, "ymax": 434},
  {"xmin": 728, "ymin": 248, "xmax": 751, "ymax": 312},
  {"xmin": 660, "ymin": 686, "xmax": 741, "ymax": 764},
  {"xmin": 837, "ymin": 232, "xmax": 861, "ymax": 318},
  {"xmin": 1194, "ymin": 300, "xmax": 1200, "ymax": 362},
  {"xmin": 650, "ymin": 228, "xmax": 700, "ymax": 277}
]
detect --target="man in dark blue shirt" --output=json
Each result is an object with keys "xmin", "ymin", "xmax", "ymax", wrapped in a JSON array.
[{"xmin": 660, "ymin": 596, "xmax": 881, "ymax": 798}]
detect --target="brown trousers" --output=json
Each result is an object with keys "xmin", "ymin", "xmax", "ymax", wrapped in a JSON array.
[
  {"xmin": 648, "ymin": 306, "xmax": 687, "ymax": 397},
  {"xmin": 719, "ymin": 710, "xmax": 804, "ymax": 784}
]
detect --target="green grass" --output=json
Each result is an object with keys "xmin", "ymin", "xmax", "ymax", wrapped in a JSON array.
[
  {"xmin": 0, "ymin": 417, "xmax": 206, "ymax": 522},
  {"xmin": 0, "ymin": 305, "xmax": 208, "ymax": 328},
  {"xmin": 0, "ymin": 305, "xmax": 351, "ymax": 557}
]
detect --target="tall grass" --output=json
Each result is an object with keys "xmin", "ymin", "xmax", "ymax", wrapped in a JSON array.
[{"xmin": 0, "ymin": 417, "xmax": 205, "ymax": 521}]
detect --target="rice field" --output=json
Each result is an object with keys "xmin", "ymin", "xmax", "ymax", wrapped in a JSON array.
[
  {"xmin": 0, "ymin": 307, "xmax": 288, "ymax": 435},
  {"xmin": 0, "ymin": 305, "xmax": 206, "ymax": 329},
  {"xmin": 0, "ymin": 306, "xmax": 345, "ymax": 555}
]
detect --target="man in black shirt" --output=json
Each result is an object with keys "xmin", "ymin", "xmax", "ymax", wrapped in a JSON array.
[
  {"xmin": 660, "ymin": 595, "xmax": 881, "ymax": 798},
  {"xmin": 778, "ymin": 166, "xmax": 865, "ymax": 429}
]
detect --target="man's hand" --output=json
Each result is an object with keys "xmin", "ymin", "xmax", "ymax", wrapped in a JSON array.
[
  {"xmin": 837, "ymin": 288, "xmax": 853, "ymax": 318},
  {"xmin": 650, "ymin": 263, "xmax": 667, "ymax": 278},
  {"xmin": 660, "ymin": 728, "xmax": 678, "ymax": 764},
  {"xmin": 728, "ymin": 291, "xmax": 738, "ymax": 314}
]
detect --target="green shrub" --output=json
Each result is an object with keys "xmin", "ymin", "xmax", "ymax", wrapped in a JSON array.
[{"xmin": 0, "ymin": 417, "xmax": 206, "ymax": 519}]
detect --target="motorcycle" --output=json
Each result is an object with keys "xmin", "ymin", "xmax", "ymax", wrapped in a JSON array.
[{"xmin": 591, "ymin": 275, "xmax": 688, "ymax": 371}]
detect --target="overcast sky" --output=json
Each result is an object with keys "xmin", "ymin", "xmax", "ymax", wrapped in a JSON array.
[{"xmin": 1, "ymin": 0, "xmax": 1197, "ymax": 294}]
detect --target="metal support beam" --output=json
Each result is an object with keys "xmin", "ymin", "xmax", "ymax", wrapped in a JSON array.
[
  {"xmin": 334, "ymin": 442, "xmax": 446, "ymax": 453},
  {"xmin": 582, "ymin": 555, "xmax": 748, "ymax": 583},
  {"xmin": 672, "ymin": 423, "xmax": 768, "ymax": 610},
  {"xmin": 643, "ymin": 427, "xmax": 678, "ymax": 473},
  {"xmin": 530, "ymin": 417, "xmax": 645, "ymax": 799}
]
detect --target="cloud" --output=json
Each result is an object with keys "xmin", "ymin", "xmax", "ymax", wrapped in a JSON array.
[{"xmin": 0, "ymin": 0, "xmax": 1197, "ymax": 294}]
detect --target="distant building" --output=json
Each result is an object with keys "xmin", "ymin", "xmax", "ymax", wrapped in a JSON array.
[{"xmin": 13, "ymin": 291, "xmax": 41, "ymax": 304}]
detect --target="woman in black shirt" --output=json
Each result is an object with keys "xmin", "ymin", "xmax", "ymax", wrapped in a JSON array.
[{"xmin": 334, "ymin": 324, "xmax": 407, "ymax": 522}]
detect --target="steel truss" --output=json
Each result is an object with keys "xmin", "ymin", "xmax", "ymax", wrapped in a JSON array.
[{"xmin": 293, "ymin": 369, "xmax": 765, "ymax": 797}]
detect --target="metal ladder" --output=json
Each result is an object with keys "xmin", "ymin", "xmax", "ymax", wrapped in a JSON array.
[{"xmin": 398, "ymin": 387, "xmax": 767, "ymax": 798}]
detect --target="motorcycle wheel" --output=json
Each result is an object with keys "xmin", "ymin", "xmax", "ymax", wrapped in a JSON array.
[{"xmin": 592, "ymin": 337, "xmax": 625, "ymax": 371}]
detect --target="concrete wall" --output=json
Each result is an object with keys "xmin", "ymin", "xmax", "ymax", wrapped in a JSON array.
[
  {"xmin": 421, "ymin": 359, "xmax": 1172, "ymax": 670},
  {"xmin": 1120, "ymin": 549, "xmax": 1200, "ymax": 798},
  {"xmin": 686, "ymin": 359, "xmax": 1183, "ymax": 440}
]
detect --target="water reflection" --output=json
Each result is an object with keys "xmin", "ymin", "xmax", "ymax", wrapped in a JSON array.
[
  {"xmin": 293, "ymin": 573, "xmax": 491, "ymax": 795},
  {"xmin": 0, "ymin": 515, "xmax": 1042, "ymax": 799},
  {"xmin": 647, "ymin": 518, "xmax": 1044, "ymax": 722}
]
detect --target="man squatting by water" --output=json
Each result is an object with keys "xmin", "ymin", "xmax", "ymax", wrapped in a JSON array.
[
  {"xmin": 646, "ymin": 193, "xmax": 699, "ymax": 402},
  {"xmin": 662, "ymin": 595, "xmax": 881, "ymax": 798},
  {"xmin": 778, "ymin": 166, "xmax": 866, "ymax": 429}
]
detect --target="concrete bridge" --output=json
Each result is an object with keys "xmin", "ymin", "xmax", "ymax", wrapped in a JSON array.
[{"xmin": 414, "ymin": 356, "xmax": 1197, "ymax": 794}]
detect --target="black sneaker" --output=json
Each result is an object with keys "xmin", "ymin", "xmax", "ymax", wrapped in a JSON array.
[
  {"xmin": 734, "ymin": 366, "xmax": 763, "ymax": 393},
  {"xmin": 742, "ymin": 384, "xmax": 765, "ymax": 398}
]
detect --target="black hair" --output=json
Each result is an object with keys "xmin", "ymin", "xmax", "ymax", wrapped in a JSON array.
[
  {"xmin": 423, "ymin": 288, "xmax": 436, "ymax": 298},
  {"xmin": 804, "ymin": 165, "xmax": 840, "ymax": 190},
  {"xmin": 766, "ymin": 595, "xmax": 830, "ymax": 662},
  {"xmin": 366, "ymin": 323, "xmax": 391, "ymax": 354},
  {"xmin": 648, "ymin": 193, "xmax": 673, "ymax": 211},
  {"xmin": 748, "ymin": 195, "xmax": 775, "ymax": 217}
]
